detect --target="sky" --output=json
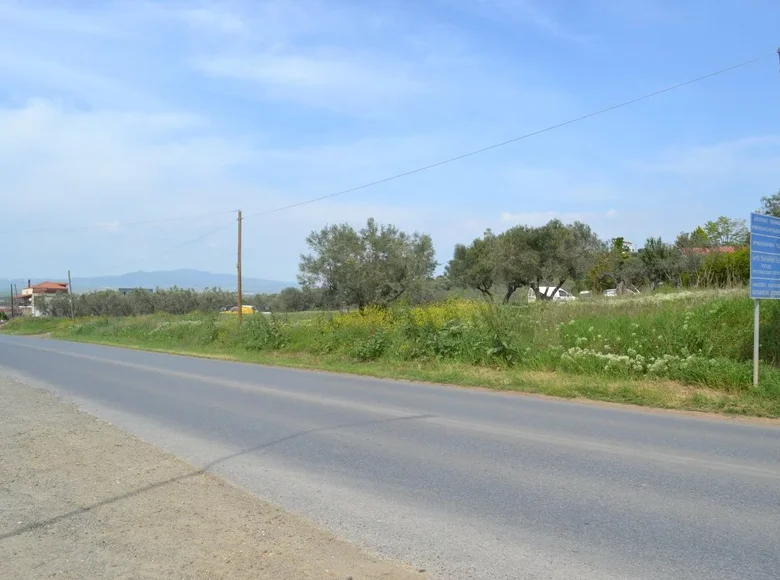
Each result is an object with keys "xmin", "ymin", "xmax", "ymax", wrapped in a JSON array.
[{"xmin": 1, "ymin": 0, "xmax": 779, "ymax": 282}]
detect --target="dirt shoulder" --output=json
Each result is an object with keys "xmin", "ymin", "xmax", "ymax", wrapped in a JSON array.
[{"xmin": 0, "ymin": 376, "xmax": 425, "ymax": 580}]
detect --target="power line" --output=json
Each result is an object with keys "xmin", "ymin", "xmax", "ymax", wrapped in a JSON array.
[
  {"xmin": 0, "ymin": 210, "xmax": 236, "ymax": 236},
  {"xmin": 40, "ymin": 51, "xmax": 773, "ymax": 272},
  {"xmin": 246, "ymin": 52, "xmax": 773, "ymax": 220}
]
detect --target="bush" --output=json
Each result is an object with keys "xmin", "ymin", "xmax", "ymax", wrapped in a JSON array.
[
  {"xmin": 701, "ymin": 248, "xmax": 749, "ymax": 287},
  {"xmin": 10, "ymin": 289, "xmax": 780, "ymax": 395}
]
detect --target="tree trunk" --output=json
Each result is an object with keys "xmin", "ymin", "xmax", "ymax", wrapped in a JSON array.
[{"xmin": 503, "ymin": 285, "xmax": 518, "ymax": 304}]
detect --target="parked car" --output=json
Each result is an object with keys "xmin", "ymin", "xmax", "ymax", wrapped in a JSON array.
[{"xmin": 527, "ymin": 287, "xmax": 577, "ymax": 303}]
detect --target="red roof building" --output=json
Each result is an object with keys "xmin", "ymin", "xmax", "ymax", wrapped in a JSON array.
[
  {"xmin": 15, "ymin": 281, "xmax": 69, "ymax": 315},
  {"xmin": 680, "ymin": 246, "xmax": 739, "ymax": 256}
]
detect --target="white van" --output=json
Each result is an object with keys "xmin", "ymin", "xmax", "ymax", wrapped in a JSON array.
[{"xmin": 527, "ymin": 286, "xmax": 577, "ymax": 303}]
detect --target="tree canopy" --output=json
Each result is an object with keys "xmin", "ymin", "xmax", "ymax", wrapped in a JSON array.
[
  {"xmin": 445, "ymin": 230, "xmax": 497, "ymax": 301},
  {"xmin": 447, "ymin": 219, "xmax": 603, "ymax": 302},
  {"xmin": 702, "ymin": 217, "xmax": 748, "ymax": 247},
  {"xmin": 759, "ymin": 190, "xmax": 780, "ymax": 218},
  {"xmin": 31, "ymin": 191, "xmax": 772, "ymax": 319},
  {"xmin": 298, "ymin": 218, "xmax": 436, "ymax": 309}
]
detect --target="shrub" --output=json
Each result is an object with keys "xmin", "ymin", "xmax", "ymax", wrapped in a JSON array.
[{"xmin": 12, "ymin": 289, "xmax": 780, "ymax": 394}]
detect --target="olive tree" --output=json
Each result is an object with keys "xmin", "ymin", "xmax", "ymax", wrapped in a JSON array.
[
  {"xmin": 298, "ymin": 217, "xmax": 436, "ymax": 309},
  {"xmin": 495, "ymin": 220, "xmax": 603, "ymax": 302},
  {"xmin": 445, "ymin": 230, "xmax": 497, "ymax": 301},
  {"xmin": 639, "ymin": 237, "xmax": 683, "ymax": 288},
  {"xmin": 759, "ymin": 190, "xmax": 780, "ymax": 218}
]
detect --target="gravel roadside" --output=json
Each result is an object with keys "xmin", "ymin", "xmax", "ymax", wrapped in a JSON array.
[{"xmin": 0, "ymin": 375, "xmax": 426, "ymax": 580}]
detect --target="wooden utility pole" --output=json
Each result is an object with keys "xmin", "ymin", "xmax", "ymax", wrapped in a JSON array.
[
  {"xmin": 237, "ymin": 209, "xmax": 243, "ymax": 324},
  {"xmin": 67, "ymin": 270, "xmax": 75, "ymax": 320}
]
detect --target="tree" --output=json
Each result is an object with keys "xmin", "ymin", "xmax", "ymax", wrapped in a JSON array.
[
  {"xmin": 275, "ymin": 287, "xmax": 307, "ymax": 312},
  {"xmin": 703, "ymin": 216, "xmax": 748, "ymax": 247},
  {"xmin": 639, "ymin": 237, "xmax": 682, "ymax": 288},
  {"xmin": 495, "ymin": 220, "xmax": 603, "ymax": 302},
  {"xmin": 298, "ymin": 218, "xmax": 436, "ymax": 309},
  {"xmin": 759, "ymin": 190, "xmax": 780, "ymax": 218},
  {"xmin": 675, "ymin": 226, "xmax": 709, "ymax": 249},
  {"xmin": 587, "ymin": 237, "xmax": 646, "ymax": 292},
  {"xmin": 445, "ymin": 230, "xmax": 497, "ymax": 300}
]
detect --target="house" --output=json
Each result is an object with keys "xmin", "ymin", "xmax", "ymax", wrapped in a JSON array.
[{"xmin": 15, "ymin": 280, "xmax": 69, "ymax": 316}]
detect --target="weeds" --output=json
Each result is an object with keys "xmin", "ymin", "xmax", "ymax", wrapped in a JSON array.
[{"xmin": 6, "ymin": 289, "xmax": 780, "ymax": 415}]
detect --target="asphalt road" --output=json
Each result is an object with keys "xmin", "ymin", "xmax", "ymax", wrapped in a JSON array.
[{"xmin": 1, "ymin": 335, "xmax": 779, "ymax": 580}]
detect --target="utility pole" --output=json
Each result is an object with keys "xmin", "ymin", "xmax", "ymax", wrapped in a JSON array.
[
  {"xmin": 67, "ymin": 270, "xmax": 75, "ymax": 320},
  {"xmin": 237, "ymin": 209, "xmax": 243, "ymax": 324},
  {"xmin": 9, "ymin": 284, "xmax": 13, "ymax": 319}
]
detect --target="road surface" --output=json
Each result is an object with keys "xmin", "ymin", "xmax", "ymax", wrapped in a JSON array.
[{"xmin": 1, "ymin": 335, "xmax": 779, "ymax": 580}]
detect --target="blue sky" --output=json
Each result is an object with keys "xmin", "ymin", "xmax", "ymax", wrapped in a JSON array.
[{"xmin": 1, "ymin": 0, "xmax": 778, "ymax": 282}]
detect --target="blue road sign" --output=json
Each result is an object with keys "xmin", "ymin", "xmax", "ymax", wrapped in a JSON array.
[{"xmin": 750, "ymin": 212, "xmax": 780, "ymax": 299}]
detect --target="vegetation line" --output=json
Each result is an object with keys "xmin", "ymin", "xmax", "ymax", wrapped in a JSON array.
[
  {"xmin": 4, "ymin": 191, "xmax": 780, "ymax": 419},
  {"xmin": 5, "ymin": 288, "xmax": 780, "ymax": 418}
]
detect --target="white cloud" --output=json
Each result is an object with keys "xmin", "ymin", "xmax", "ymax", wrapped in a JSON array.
[
  {"xmin": 0, "ymin": 98, "xmax": 466, "ymax": 277},
  {"xmin": 96, "ymin": 222, "xmax": 121, "ymax": 233},
  {"xmin": 196, "ymin": 50, "xmax": 424, "ymax": 111},
  {"xmin": 0, "ymin": 100, "xmax": 248, "ymax": 210},
  {"xmin": 2, "ymin": 0, "xmax": 774, "ymax": 281}
]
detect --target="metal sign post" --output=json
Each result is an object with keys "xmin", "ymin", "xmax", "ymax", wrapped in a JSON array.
[{"xmin": 749, "ymin": 212, "xmax": 780, "ymax": 386}]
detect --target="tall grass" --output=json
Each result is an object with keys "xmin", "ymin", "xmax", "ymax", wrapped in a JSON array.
[{"xmin": 7, "ymin": 289, "xmax": 780, "ymax": 405}]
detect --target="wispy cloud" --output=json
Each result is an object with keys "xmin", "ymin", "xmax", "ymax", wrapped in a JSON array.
[
  {"xmin": 195, "ymin": 50, "xmax": 425, "ymax": 112},
  {"xmin": 443, "ymin": 0, "xmax": 595, "ymax": 43},
  {"xmin": 3, "ymin": 0, "xmax": 777, "ymax": 279},
  {"xmin": 96, "ymin": 221, "xmax": 121, "ymax": 233}
]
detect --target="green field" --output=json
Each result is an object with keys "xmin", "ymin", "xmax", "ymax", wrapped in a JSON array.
[{"xmin": 6, "ymin": 289, "xmax": 780, "ymax": 417}]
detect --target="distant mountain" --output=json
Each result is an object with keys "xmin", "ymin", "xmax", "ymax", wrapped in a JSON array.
[{"xmin": 1, "ymin": 269, "xmax": 295, "ymax": 295}]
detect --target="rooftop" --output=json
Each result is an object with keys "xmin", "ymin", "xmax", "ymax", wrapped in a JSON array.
[{"xmin": 28, "ymin": 281, "xmax": 68, "ymax": 290}]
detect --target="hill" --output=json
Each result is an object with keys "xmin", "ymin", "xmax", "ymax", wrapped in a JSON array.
[{"xmin": 1, "ymin": 269, "xmax": 294, "ymax": 294}]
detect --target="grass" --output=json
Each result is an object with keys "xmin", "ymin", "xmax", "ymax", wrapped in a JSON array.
[{"xmin": 6, "ymin": 289, "xmax": 780, "ymax": 418}]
